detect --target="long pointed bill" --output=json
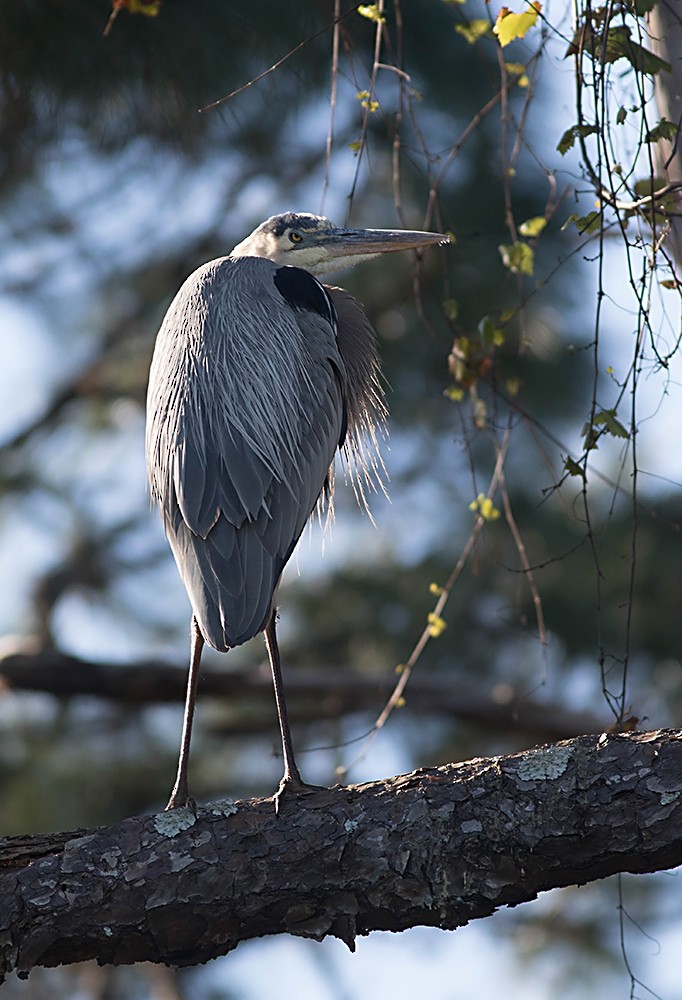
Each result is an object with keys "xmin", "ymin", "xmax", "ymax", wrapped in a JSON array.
[
  {"xmin": 312, "ymin": 226, "xmax": 449, "ymax": 273},
  {"xmin": 325, "ymin": 226, "xmax": 448, "ymax": 256}
]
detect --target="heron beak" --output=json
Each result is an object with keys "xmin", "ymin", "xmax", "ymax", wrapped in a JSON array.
[{"xmin": 322, "ymin": 226, "xmax": 450, "ymax": 259}]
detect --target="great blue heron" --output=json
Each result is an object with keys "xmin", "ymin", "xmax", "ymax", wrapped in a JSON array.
[{"xmin": 146, "ymin": 211, "xmax": 448, "ymax": 811}]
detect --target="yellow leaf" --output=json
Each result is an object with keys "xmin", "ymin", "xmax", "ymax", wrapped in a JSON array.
[
  {"xmin": 481, "ymin": 497, "xmax": 500, "ymax": 520},
  {"xmin": 429, "ymin": 582, "xmax": 444, "ymax": 595},
  {"xmin": 356, "ymin": 90, "xmax": 379, "ymax": 112},
  {"xmin": 493, "ymin": 2, "xmax": 541, "ymax": 47},
  {"xmin": 473, "ymin": 397, "xmax": 487, "ymax": 429},
  {"xmin": 358, "ymin": 4, "xmax": 386, "ymax": 22},
  {"xmin": 469, "ymin": 493, "xmax": 501, "ymax": 520},
  {"xmin": 518, "ymin": 215, "xmax": 547, "ymax": 238},
  {"xmin": 427, "ymin": 613, "xmax": 447, "ymax": 638},
  {"xmin": 127, "ymin": 0, "xmax": 161, "ymax": 14}
]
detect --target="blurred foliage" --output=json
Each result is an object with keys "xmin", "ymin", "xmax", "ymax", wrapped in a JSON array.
[{"xmin": 1, "ymin": 0, "xmax": 682, "ymax": 994}]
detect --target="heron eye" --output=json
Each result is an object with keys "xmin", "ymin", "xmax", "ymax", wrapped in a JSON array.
[{"xmin": 288, "ymin": 231, "xmax": 303, "ymax": 244}]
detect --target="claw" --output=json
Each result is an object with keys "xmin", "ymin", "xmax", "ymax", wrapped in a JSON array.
[{"xmin": 272, "ymin": 774, "xmax": 324, "ymax": 814}]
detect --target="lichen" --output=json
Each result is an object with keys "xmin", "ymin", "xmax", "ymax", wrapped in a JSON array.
[
  {"xmin": 206, "ymin": 799, "xmax": 238, "ymax": 817},
  {"xmin": 516, "ymin": 745, "xmax": 573, "ymax": 781},
  {"xmin": 153, "ymin": 809, "xmax": 197, "ymax": 837}
]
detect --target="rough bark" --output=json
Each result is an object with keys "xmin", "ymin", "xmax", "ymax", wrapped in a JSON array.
[{"xmin": 1, "ymin": 730, "xmax": 681, "ymax": 981}]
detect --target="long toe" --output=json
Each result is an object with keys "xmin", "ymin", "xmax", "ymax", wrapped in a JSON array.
[
  {"xmin": 272, "ymin": 774, "xmax": 326, "ymax": 814},
  {"xmin": 165, "ymin": 788, "xmax": 197, "ymax": 814}
]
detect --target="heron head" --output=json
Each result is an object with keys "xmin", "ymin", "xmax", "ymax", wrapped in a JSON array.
[{"xmin": 231, "ymin": 212, "xmax": 449, "ymax": 276}]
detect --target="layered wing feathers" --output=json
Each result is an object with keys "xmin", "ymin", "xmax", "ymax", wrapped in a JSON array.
[{"xmin": 146, "ymin": 257, "xmax": 345, "ymax": 650}]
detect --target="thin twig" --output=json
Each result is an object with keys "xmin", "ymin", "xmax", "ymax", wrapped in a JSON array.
[{"xmin": 198, "ymin": 5, "xmax": 361, "ymax": 113}]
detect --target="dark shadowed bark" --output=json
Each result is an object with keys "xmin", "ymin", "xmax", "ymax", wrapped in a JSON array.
[{"xmin": 2, "ymin": 730, "xmax": 681, "ymax": 981}]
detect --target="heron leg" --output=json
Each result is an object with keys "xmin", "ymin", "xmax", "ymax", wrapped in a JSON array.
[
  {"xmin": 166, "ymin": 616, "xmax": 204, "ymax": 811},
  {"xmin": 264, "ymin": 608, "xmax": 308, "ymax": 811}
]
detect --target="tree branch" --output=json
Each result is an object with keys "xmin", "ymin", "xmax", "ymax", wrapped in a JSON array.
[
  {"xmin": 2, "ymin": 730, "xmax": 681, "ymax": 981},
  {"xmin": 0, "ymin": 645, "xmax": 606, "ymax": 740}
]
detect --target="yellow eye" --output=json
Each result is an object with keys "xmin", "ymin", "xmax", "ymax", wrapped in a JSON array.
[{"xmin": 288, "ymin": 231, "xmax": 303, "ymax": 244}]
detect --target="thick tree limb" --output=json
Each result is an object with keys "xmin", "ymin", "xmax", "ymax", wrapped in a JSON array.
[
  {"xmin": 0, "ymin": 646, "xmax": 606, "ymax": 740},
  {"xmin": 1, "ymin": 730, "xmax": 682, "ymax": 981}
]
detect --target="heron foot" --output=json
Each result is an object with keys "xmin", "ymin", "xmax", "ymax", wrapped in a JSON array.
[
  {"xmin": 272, "ymin": 773, "xmax": 325, "ymax": 815},
  {"xmin": 165, "ymin": 786, "xmax": 197, "ymax": 814}
]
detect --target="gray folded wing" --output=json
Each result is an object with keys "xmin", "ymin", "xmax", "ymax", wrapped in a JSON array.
[{"xmin": 146, "ymin": 256, "xmax": 345, "ymax": 650}]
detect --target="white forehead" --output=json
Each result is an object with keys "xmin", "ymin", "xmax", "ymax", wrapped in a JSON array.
[{"xmin": 257, "ymin": 213, "xmax": 337, "ymax": 237}]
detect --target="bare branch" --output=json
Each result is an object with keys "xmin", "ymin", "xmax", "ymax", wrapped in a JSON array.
[
  {"xmin": 0, "ymin": 645, "xmax": 606, "ymax": 740},
  {"xmin": 1, "ymin": 731, "xmax": 681, "ymax": 980}
]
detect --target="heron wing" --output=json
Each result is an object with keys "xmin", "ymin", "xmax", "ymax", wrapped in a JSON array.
[{"xmin": 146, "ymin": 257, "xmax": 345, "ymax": 650}]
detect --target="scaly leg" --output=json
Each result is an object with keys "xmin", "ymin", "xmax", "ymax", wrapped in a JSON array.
[
  {"xmin": 166, "ymin": 615, "xmax": 204, "ymax": 811},
  {"xmin": 264, "ymin": 608, "xmax": 308, "ymax": 811}
]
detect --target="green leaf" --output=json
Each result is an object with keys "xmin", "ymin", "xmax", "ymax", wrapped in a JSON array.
[
  {"xmin": 478, "ymin": 315, "xmax": 505, "ymax": 345},
  {"xmin": 626, "ymin": 0, "xmax": 659, "ymax": 14},
  {"xmin": 455, "ymin": 18, "xmax": 491, "ymax": 43},
  {"xmin": 594, "ymin": 408, "xmax": 629, "ymax": 439},
  {"xmin": 498, "ymin": 241, "xmax": 534, "ymax": 275},
  {"xmin": 616, "ymin": 106, "xmax": 627, "ymax": 125},
  {"xmin": 645, "ymin": 117, "xmax": 679, "ymax": 143},
  {"xmin": 580, "ymin": 420, "xmax": 599, "ymax": 451},
  {"xmin": 518, "ymin": 215, "xmax": 547, "ymax": 238},
  {"xmin": 564, "ymin": 456, "xmax": 586, "ymax": 481},
  {"xmin": 443, "ymin": 298, "xmax": 459, "ymax": 320},
  {"xmin": 561, "ymin": 211, "xmax": 601, "ymax": 235},
  {"xmin": 557, "ymin": 123, "xmax": 598, "ymax": 155},
  {"xmin": 603, "ymin": 26, "xmax": 671, "ymax": 74}
]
